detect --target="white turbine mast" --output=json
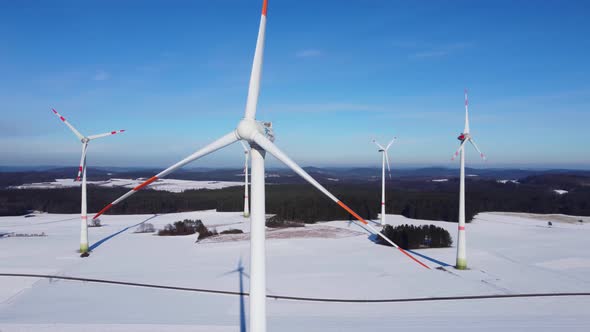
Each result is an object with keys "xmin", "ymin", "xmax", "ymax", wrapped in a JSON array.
[
  {"xmin": 451, "ymin": 88, "xmax": 486, "ymax": 270},
  {"xmin": 93, "ymin": 1, "xmax": 429, "ymax": 330},
  {"xmin": 372, "ymin": 137, "xmax": 396, "ymax": 226},
  {"xmin": 240, "ymin": 141, "xmax": 250, "ymax": 218},
  {"xmin": 51, "ymin": 108, "xmax": 124, "ymax": 257}
]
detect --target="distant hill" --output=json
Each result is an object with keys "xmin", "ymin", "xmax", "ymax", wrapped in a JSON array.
[{"xmin": 1, "ymin": 166, "xmax": 590, "ymax": 188}]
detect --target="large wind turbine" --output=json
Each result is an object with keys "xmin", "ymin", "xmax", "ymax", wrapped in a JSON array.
[
  {"xmin": 93, "ymin": 1, "xmax": 429, "ymax": 330},
  {"xmin": 240, "ymin": 141, "xmax": 250, "ymax": 218},
  {"xmin": 451, "ymin": 89, "xmax": 486, "ymax": 270},
  {"xmin": 51, "ymin": 109, "xmax": 124, "ymax": 257},
  {"xmin": 372, "ymin": 137, "xmax": 396, "ymax": 226}
]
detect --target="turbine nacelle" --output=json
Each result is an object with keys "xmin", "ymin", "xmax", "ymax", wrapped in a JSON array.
[{"xmin": 457, "ymin": 133, "xmax": 471, "ymax": 142}]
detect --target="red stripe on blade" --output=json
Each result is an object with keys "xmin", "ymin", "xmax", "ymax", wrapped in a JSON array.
[
  {"xmin": 262, "ymin": 0, "xmax": 268, "ymax": 16},
  {"xmin": 336, "ymin": 201, "xmax": 368, "ymax": 225},
  {"xmin": 398, "ymin": 248, "xmax": 430, "ymax": 269},
  {"xmin": 133, "ymin": 176, "xmax": 159, "ymax": 191},
  {"xmin": 93, "ymin": 203, "xmax": 113, "ymax": 220},
  {"xmin": 459, "ymin": 226, "xmax": 465, "ymax": 231},
  {"xmin": 60, "ymin": 116, "xmax": 66, "ymax": 121}
]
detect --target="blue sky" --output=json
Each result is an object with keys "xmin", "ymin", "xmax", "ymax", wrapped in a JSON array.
[{"xmin": 1, "ymin": 0, "xmax": 589, "ymax": 169}]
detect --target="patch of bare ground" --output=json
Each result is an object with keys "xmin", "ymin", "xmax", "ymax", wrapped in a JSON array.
[
  {"xmin": 199, "ymin": 225, "xmax": 364, "ymax": 243},
  {"xmin": 488, "ymin": 212, "xmax": 589, "ymax": 224}
]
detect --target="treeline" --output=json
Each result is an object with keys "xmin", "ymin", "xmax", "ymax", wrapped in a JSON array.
[
  {"xmin": 1, "ymin": 179, "xmax": 589, "ymax": 223},
  {"xmin": 378, "ymin": 224, "xmax": 453, "ymax": 249}
]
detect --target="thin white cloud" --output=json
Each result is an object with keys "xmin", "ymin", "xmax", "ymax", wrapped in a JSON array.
[
  {"xmin": 296, "ymin": 49, "xmax": 323, "ymax": 58},
  {"xmin": 93, "ymin": 70, "xmax": 110, "ymax": 81},
  {"xmin": 412, "ymin": 50, "xmax": 450, "ymax": 58},
  {"xmin": 394, "ymin": 41, "xmax": 472, "ymax": 59},
  {"xmin": 271, "ymin": 102, "xmax": 386, "ymax": 113}
]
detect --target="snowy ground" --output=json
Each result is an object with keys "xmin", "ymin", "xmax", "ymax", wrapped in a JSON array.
[
  {"xmin": 1, "ymin": 210, "xmax": 589, "ymax": 331},
  {"xmin": 10, "ymin": 178, "xmax": 243, "ymax": 192}
]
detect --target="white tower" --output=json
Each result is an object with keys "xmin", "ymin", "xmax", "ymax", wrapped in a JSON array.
[{"xmin": 452, "ymin": 89, "xmax": 486, "ymax": 269}]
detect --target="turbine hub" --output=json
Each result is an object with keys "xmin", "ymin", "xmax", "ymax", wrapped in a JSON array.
[
  {"xmin": 81, "ymin": 137, "xmax": 90, "ymax": 143},
  {"xmin": 236, "ymin": 119, "xmax": 275, "ymax": 142}
]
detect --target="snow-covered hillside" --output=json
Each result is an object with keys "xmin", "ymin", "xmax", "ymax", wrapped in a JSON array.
[
  {"xmin": 0, "ymin": 211, "xmax": 589, "ymax": 331},
  {"xmin": 10, "ymin": 178, "xmax": 243, "ymax": 192}
]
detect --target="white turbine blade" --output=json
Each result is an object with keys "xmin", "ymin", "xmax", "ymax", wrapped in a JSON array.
[
  {"xmin": 451, "ymin": 140, "xmax": 468, "ymax": 161},
  {"xmin": 75, "ymin": 143, "xmax": 88, "ymax": 181},
  {"xmin": 88, "ymin": 130, "xmax": 125, "ymax": 140},
  {"xmin": 51, "ymin": 109, "xmax": 84, "ymax": 140},
  {"xmin": 468, "ymin": 138, "xmax": 486, "ymax": 160},
  {"xmin": 252, "ymin": 133, "xmax": 430, "ymax": 269},
  {"xmin": 464, "ymin": 88, "xmax": 470, "ymax": 134},
  {"xmin": 385, "ymin": 151, "xmax": 392, "ymax": 179},
  {"xmin": 240, "ymin": 140, "xmax": 250, "ymax": 153},
  {"xmin": 372, "ymin": 139, "xmax": 385, "ymax": 150},
  {"xmin": 93, "ymin": 131, "xmax": 238, "ymax": 219},
  {"xmin": 385, "ymin": 137, "xmax": 397, "ymax": 150},
  {"xmin": 243, "ymin": 0, "xmax": 268, "ymax": 120}
]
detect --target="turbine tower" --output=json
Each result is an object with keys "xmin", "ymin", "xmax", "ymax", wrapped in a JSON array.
[
  {"xmin": 51, "ymin": 109, "xmax": 124, "ymax": 257},
  {"xmin": 93, "ymin": 1, "xmax": 429, "ymax": 330},
  {"xmin": 451, "ymin": 89, "xmax": 486, "ymax": 270},
  {"xmin": 240, "ymin": 141, "xmax": 250, "ymax": 218},
  {"xmin": 372, "ymin": 137, "xmax": 396, "ymax": 226}
]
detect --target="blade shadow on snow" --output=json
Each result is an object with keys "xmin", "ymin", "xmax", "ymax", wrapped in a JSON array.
[{"xmin": 88, "ymin": 214, "xmax": 158, "ymax": 252}]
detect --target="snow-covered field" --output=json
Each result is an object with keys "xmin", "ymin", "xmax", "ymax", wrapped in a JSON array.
[
  {"xmin": 10, "ymin": 178, "xmax": 243, "ymax": 192},
  {"xmin": 1, "ymin": 210, "xmax": 589, "ymax": 331}
]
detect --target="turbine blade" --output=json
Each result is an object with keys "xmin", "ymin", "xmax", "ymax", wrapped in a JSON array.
[
  {"xmin": 464, "ymin": 88, "xmax": 470, "ymax": 134},
  {"xmin": 252, "ymin": 133, "xmax": 429, "ymax": 269},
  {"xmin": 88, "ymin": 130, "xmax": 125, "ymax": 140},
  {"xmin": 243, "ymin": 0, "xmax": 268, "ymax": 120},
  {"xmin": 240, "ymin": 140, "xmax": 250, "ymax": 153},
  {"xmin": 451, "ymin": 140, "xmax": 467, "ymax": 161},
  {"xmin": 385, "ymin": 137, "xmax": 397, "ymax": 150},
  {"xmin": 385, "ymin": 151, "xmax": 392, "ymax": 179},
  {"xmin": 372, "ymin": 139, "xmax": 385, "ymax": 150},
  {"xmin": 468, "ymin": 138, "xmax": 486, "ymax": 160},
  {"xmin": 75, "ymin": 143, "xmax": 88, "ymax": 181},
  {"xmin": 51, "ymin": 109, "xmax": 84, "ymax": 140},
  {"xmin": 93, "ymin": 131, "xmax": 238, "ymax": 219}
]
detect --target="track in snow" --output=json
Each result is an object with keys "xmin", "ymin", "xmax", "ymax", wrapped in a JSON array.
[{"xmin": 2, "ymin": 273, "xmax": 589, "ymax": 303}]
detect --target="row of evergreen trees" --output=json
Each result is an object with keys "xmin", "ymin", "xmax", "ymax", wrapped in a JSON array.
[
  {"xmin": 2, "ymin": 179, "xmax": 589, "ymax": 223},
  {"xmin": 378, "ymin": 224, "xmax": 453, "ymax": 249}
]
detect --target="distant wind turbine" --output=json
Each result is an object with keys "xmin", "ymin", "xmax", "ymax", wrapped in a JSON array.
[
  {"xmin": 93, "ymin": 1, "xmax": 429, "ymax": 330},
  {"xmin": 51, "ymin": 108, "xmax": 124, "ymax": 256},
  {"xmin": 451, "ymin": 89, "xmax": 486, "ymax": 269},
  {"xmin": 372, "ymin": 137, "xmax": 396, "ymax": 226},
  {"xmin": 240, "ymin": 141, "xmax": 250, "ymax": 218}
]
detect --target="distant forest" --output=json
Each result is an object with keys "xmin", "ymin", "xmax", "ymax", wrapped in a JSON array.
[{"xmin": 1, "ymin": 174, "xmax": 589, "ymax": 222}]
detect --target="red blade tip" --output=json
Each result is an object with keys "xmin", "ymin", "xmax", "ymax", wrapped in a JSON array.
[
  {"xmin": 262, "ymin": 0, "xmax": 267, "ymax": 16},
  {"xmin": 93, "ymin": 203, "xmax": 113, "ymax": 220}
]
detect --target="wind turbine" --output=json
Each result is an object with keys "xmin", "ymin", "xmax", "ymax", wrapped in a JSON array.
[
  {"xmin": 451, "ymin": 89, "xmax": 486, "ymax": 270},
  {"xmin": 93, "ymin": 1, "xmax": 429, "ymax": 330},
  {"xmin": 51, "ymin": 108, "xmax": 125, "ymax": 257},
  {"xmin": 240, "ymin": 141, "xmax": 250, "ymax": 218},
  {"xmin": 372, "ymin": 137, "xmax": 396, "ymax": 226}
]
